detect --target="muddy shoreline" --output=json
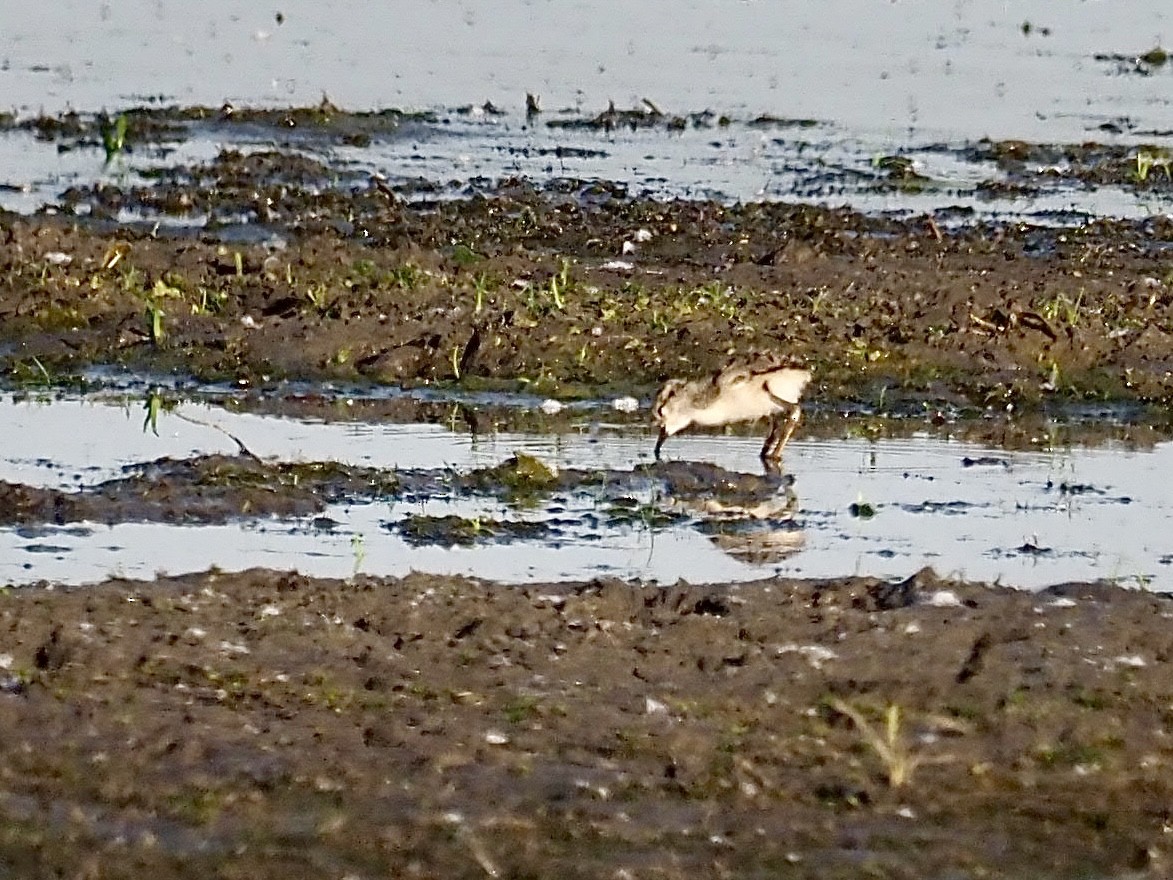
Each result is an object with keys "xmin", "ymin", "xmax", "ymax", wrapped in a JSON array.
[
  {"xmin": 4, "ymin": 118, "xmax": 1173, "ymax": 876},
  {"xmin": 3, "ymin": 139, "xmax": 1173, "ymax": 411}
]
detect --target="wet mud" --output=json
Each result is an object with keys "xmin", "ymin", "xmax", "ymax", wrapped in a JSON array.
[
  {"xmin": 4, "ymin": 106, "xmax": 1173, "ymax": 877},
  {"xmin": 2, "ymin": 109, "xmax": 1173, "ymax": 411},
  {"xmin": 0, "ymin": 451, "xmax": 797, "ymax": 558},
  {"xmin": 0, "ymin": 454, "xmax": 399, "ymax": 526},
  {"xmin": 2, "ymin": 568, "xmax": 1172, "ymax": 878},
  {"xmin": 5, "ymin": 165, "xmax": 1173, "ymax": 410}
]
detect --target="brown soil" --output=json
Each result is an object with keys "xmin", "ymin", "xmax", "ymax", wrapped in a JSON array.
[
  {"xmin": 2, "ymin": 568, "xmax": 1171, "ymax": 879},
  {"xmin": 4, "ymin": 137, "xmax": 1173, "ymax": 877}
]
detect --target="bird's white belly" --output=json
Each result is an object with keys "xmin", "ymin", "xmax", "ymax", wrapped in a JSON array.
[{"xmin": 691, "ymin": 383, "xmax": 780, "ymax": 426}]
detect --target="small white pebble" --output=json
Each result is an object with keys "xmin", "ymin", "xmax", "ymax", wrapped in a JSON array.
[
  {"xmin": 1048, "ymin": 597, "xmax": 1076, "ymax": 608},
  {"xmin": 600, "ymin": 259, "xmax": 634, "ymax": 272},
  {"xmin": 484, "ymin": 731, "xmax": 510, "ymax": 745},
  {"xmin": 621, "ymin": 240, "xmax": 637, "ymax": 255},
  {"xmin": 240, "ymin": 314, "xmax": 259, "ymax": 329},
  {"xmin": 539, "ymin": 399, "xmax": 564, "ymax": 415},
  {"xmin": 776, "ymin": 644, "xmax": 837, "ymax": 669},
  {"xmin": 44, "ymin": 251, "xmax": 72, "ymax": 266},
  {"xmin": 219, "ymin": 641, "xmax": 250, "ymax": 655},
  {"xmin": 611, "ymin": 396, "xmax": 639, "ymax": 413},
  {"xmin": 897, "ymin": 806, "xmax": 916, "ymax": 819},
  {"xmin": 633, "ymin": 228, "xmax": 654, "ymax": 243},
  {"xmin": 903, "ymin": 622, "xmax": 921, "ymax": 635},
  {"xmin": 0, "ymin": 654, "xmax": 12, "ymax": 670},
  {"xmin": 926, "ymin": 590, "xmax": 961, "ymax": 607},
  {"xmin": 184, "ymin": 627, "xmax": 207, "ymax": 640},
  {"xmin": 259, "ymin": 604, "xmax": 281, "ymax": 618},
  {"xmin": 1115, "ymin": 655, "xmax": 1147, "ymax": 668},
  {"xmin": 645, "ymin": 696, "xmax": 669, "ymax": 715}
]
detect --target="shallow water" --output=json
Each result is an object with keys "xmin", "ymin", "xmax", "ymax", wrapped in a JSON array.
[
  {"xmin": 2, "ymin": 1, "xmax": 1172, "ymax": 217},
  {"xmin": 3, "ymin": 114, "xmax": 1162, "ymax": 222},
  {"xmin": 2, "ymin": 394, "xmax": 1167, "ymax": 590},
  {"xmin": 8, "ymin": 1, "xmax": 1172, "ymax": 141}
]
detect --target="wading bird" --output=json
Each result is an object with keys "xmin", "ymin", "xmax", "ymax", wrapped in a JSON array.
[{"xmin": 653, "ymin": 357, "xmax": 812, "ymax": 463}]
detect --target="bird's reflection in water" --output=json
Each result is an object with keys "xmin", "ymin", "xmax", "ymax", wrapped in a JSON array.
[{"xmin": 649, "ymin": 460, "xmax": 805, "ymax": 565}]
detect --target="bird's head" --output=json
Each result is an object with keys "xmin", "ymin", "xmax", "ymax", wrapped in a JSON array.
[{"xmin": 652, "ymin": 378, "xmax": 693, "ymax": 437}]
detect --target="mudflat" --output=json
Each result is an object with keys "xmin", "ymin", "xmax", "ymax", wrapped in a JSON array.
[
  {"xmin": 3, "ymin": 128, "xmax": 1173, "ymax": 876},
  {"xmin": 2, "ymin": 568, "xmax": 1171, "ymax": 879},
  {"xmin": 2, "ymin": 147, "xmax": 1173, "ymax": 411}
]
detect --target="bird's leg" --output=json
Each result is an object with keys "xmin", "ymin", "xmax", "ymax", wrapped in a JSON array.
[
  {"xmin": 761, "ymin": 414, "xmax": 785, "ymax": 462},
  {"xmin": 654, "ymin": 427, "xmax": 669, "ymax": 461},
  {"xmin": 777, "ymin": 404, "xmax": 803, "ymax": 452},
  {"xmin": 761, "ymin": 404, "xmax": 802, "ymax": 460}
]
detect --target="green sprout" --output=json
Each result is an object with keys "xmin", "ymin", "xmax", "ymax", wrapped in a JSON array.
[
  {"xmin": 305, "ymin": 283, "xmax": 330, "ymax": 312},
  {"xmin": 100, "ymin": 113, "xmax": 128, "ymax": 164},
  {"xmin": 191, "ymin": 286, "xmax": 227, "ymax": 316},
  {"xmin": 350, "ymin": 534, "xmax": 366, "ymax": 579},
  {"xmin": 472, "ymin": 273, "xmax": 492, "ymax": 315},
  {"xmin": 1134, "ymin": 150, "xmax": 1172, "ymax": 183},
  {"xmin": 548, "ymin": 267, "xmax": 566, "ymax": 310},
  {"xmin": 146, "ymin": 302, "xmax": 166, "ymax": 344},
  {"xmin": 830, "ymin": 699, "xmax": 927, "ymax": 788},
  {"xmin": 1037, "ymin": 290, "xmax": 1085, "ymax": 327},
  {"xmin": 141, "ymin": 388, "xmax": 171, "ymax": 436},
  {"xmin": 391, "ymin": 263, "xmax": 422, "ymax": 290},
  {"xmin": 142, "ymin": 278, "xmax": 181, "ymax": 345}
]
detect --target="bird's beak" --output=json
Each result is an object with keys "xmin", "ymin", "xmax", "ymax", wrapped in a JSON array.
[{"xmin": 654, "ymin": 428, "xmax": 668, "ymax": 461}]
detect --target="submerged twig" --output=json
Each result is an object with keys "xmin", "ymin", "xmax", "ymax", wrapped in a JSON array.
[{"xmin": 172, "ymin": 411, "xmax": 263, "ymax": 462}]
